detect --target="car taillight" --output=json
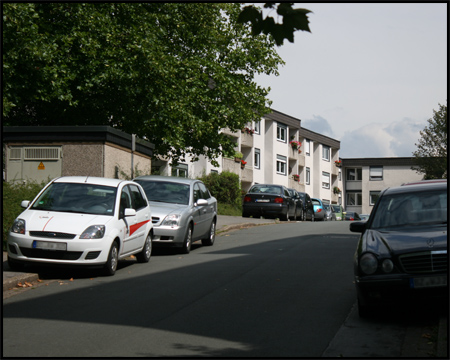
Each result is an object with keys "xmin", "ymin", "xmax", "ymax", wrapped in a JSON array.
[
  {"xmin": 274, "ymin": 197, "xmax": 284, "ymax": 203},
  {"xmin": 244, "ymin": 196, "xmax": 252, "ymax": 202},
  {"xmin": 317, "ymin": 208, "xmax": 322, "ymax": 213}
]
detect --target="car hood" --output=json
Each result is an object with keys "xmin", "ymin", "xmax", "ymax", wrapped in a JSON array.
[
  {"xmin": 149, "ymin": 201, "xmax": 189, "ymax": 217},
  {"xmin": 362, "ymin": 227, "xmax": 447, "ymax": 256},
  {"xmin": 20, "ymin": 210, "xmax": 113, "ymax": 235}
]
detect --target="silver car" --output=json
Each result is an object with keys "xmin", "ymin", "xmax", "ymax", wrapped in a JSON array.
[{"xmin": 134, "ymin": 175, "xmax": 217, "ymax": 254}]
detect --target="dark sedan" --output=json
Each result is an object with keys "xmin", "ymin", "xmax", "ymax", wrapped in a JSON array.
[
  {"xmin": 344, "ymin": 211, "xmax": 361, "ymax": 221},
  {"xmin": 243, "ymin": 184, "xmax": 296, "ymax": 221},
  {"xmin": 350, "ymin": 181, "xmax": 447, "ymax": 317}
]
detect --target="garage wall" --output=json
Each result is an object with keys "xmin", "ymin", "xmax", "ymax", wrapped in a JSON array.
[
  {"xmin": 104, "ymin": 143, "xmax": 151, "ymax": 179},
  {"xmin": 62, "ymin": 144, "xmax": 103, "ymax": 177}
]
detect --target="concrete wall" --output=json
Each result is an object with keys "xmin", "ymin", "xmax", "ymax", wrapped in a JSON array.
[
  {"xmin": 104, "ymin": 143, "xmax": 151, "ymax": 179},
  {"xmin": 62, "ymin": 144, "xmax": 103, "ymax": 177}
]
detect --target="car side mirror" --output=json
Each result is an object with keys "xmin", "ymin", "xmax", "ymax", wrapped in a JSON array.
[
  {"xmin": 124, "ymin": 208, "xmax": 137, "ymax": 217},
  {"xmin": 349, "ymin": 221, "xmax": 367, "ymax": 233},
  {"xmin": 196, "ymin": 199, "xmax": 208, "ymax": 206},
  {"xmin": 21, "ymin": 200, "xmax": 30, "ymax": 208}
]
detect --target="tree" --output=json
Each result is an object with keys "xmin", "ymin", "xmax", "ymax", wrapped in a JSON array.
[
  {"xmin": 2, "ymin": 3, "xmax": 284, "ymax": 166},
  {"xmin": 412, "ymin": 102, "xmax": 447, "ymax": 179},
  {"xmin": 237, "ymin": 3, "xmax": 312, "ymax": 46}
]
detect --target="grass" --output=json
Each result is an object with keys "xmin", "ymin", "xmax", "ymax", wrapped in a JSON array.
[{"xmin": 217, "ymin": 202, "xmax": 242, "ymax": 217}]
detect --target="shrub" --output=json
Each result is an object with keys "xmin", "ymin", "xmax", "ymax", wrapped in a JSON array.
[
  {"xmin": 198, "ymin": 171, "xmax": 242, "ymax": 207},
  {"xmin": 3, "ymin": 180, "xmax": 46, "ymax": 251}
]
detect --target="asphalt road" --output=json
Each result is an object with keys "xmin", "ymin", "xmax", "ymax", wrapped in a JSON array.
[{"xmin": 2, "ymin": 221, "xmax": 446, "ymax": 357}]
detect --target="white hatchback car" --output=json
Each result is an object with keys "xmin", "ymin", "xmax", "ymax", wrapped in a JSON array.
[{"xmin": 7, "ymin": 176, "xmax": 153, "ymax": 276}]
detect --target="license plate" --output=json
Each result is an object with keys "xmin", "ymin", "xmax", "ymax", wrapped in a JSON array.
[
  {"xmin": 256, "ymin": 199, "xmax": 270, "ymax": 203},
  {"xmin": 410, "ymin": 276, "xmax": 447, "ymax": 289},
  {"xmin": 32, "ymin": 240, "xmax": 67, "ymax": 251}
]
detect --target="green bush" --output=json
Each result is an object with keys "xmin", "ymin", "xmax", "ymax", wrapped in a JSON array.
[
  {"xmin": 3, "ymin": 181, "xmax": 46, "ymax": 251},
  {"xmin": 198, "ymin": 171, "xmax": 242, "ymax": 212}
]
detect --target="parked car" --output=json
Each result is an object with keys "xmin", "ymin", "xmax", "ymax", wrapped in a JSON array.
[
  {"xmin": 311, "ymin": 198, "xmax": 326, "ymax": 221},
  {"xmin": 287, "ymin": 188, "xmax": 303, "ymax": 220},
  {"xmin": 134, "ymin": 175, "xmax": 217, "ymax": 254},
  {"xmin": 243, "ymin": 184, "xmax": 296, "ymax": 221},
  {"xmin": 344, "ymin": 211, "xmax": 361, "ymax": 221},
  {"xmin": 7, "ymin": 176, "xmax": 153, "ymax": 276},
  {"xmin": 359, "ymin": 214, "xmax": 370, "ymax": 221},
  {"xmin": 350, "ymin": 180, "xmax": 447, "ymax": 317},
  {"xmin": 331, "ymin": 205, "xmax": 344, "ymax": 221},
  {"xmin": 297, "ymin": 192, "xmax": 315, "ymax": 221},
  {"xmin": 323, "ymin": 204, "xmax": 333, "ymax": 221}
]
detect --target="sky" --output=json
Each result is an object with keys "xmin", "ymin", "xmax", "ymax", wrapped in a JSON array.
[{"xmin": 254, "ymin": 3, "xmax": 447, "ymax": 158}]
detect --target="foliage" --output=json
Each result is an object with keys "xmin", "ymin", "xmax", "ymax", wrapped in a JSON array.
[
  {"xmin": 412, "ymin": 102, "xmax": 447, "ymax": 179},
  {"xmin": 237, "ymin": 3, "xmax": 311, "ymax": 46},
  {"xmin": 198, "ymin": 171, "xmax": 242, "ymax": 207},
  {"xmin": 3, "ymin": 181, "xmax": 47, "ymax": 250},
  {"xmin": 3, "ymin": 3, "xmax": 284, "ymax": 167}
]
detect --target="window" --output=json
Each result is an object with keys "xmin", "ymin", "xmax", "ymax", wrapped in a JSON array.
[
  {"xmin": 255, "ymin": 148, "xmax": 261, "ymax": 169},
  {"xmin": 129, "ymin": 184, "xmax": 147, "ymax": 210},
  {"xmin": 322, "ymin": 172, "xmax": 330, "ymax": 189},
  {"xmin": 370, "ymin": 166, "xmax": 383, "ymax": 181},
  {"xmin": 338, "ymin": 170, "xmax": 342, "ymax": 181},
  {"xmin": 347, "ymin": 192, "xmax": 362, "ymax": 206},
  {"xmin": 9, "ymin": 148, "xmax": 22, "ymax": 160},
  {"xmin": 322, "ymin": 145, "xmax": 330, "ymax": 161},
  {"xmin": 198, "ymin": 182, "xmax": 211, "ymax": 199},
  {"xmin": 277, "ymin": 123, "xmax": 287, "ymax": 143},
  {"xmin": 276, "ymin": 155, "xmax": 287, "ymax": 175},
  {"xmin": 254, "ymin": 121, "xmax": 260, "ymax": 134},
  {"xmin": 172, "ymin": 163, "xmax": 188, "ymax": 178},
  {"xmin": 369, "ymin": 191, "xmax": 381, "ymax": 206},
  {"xmin": 305, "ymin": 139, "xmax": 311, "ymax": 156},
  {"xmin": 346, "ymin": 168, "xmax": 362, "ymax": 181},
  {"xmin": 306, "ymin": 167, "xmax": 310, "ymax": 185}
]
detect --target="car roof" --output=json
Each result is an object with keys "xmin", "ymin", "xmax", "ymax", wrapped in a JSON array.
[
  {"xmin": 53, "ymin": 176, "xmax": 128, "ymax": 187},
  {"xmin": 134, "ymin": 175, "xmax": 199, "ymax": 185},
  {"xmin": 383, "ymin": 181, "xmax": 447, "ymax": 195},
  {"xmin": 402, "ymin": 179, "xmax": 447, "ymax": 186}
]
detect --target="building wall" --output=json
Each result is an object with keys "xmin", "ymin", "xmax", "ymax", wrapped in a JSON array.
[
  {"xmin": 104, "ymin": 143, "xmax": 151, "ymax": 179},
  {"xmin": 62, "ymin": 144, "xmax": 104, "ymax": 177}
]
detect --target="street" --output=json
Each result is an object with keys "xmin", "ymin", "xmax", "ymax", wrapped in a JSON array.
[{"xmin": 2, "ymin": 221, "xmax": 444, "ymax": 357}]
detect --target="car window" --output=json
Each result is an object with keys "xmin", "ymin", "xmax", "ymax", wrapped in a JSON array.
[
  {"xmin": 249, "ymin": 185, "xmax": 282, "ymax": 194},
  {"xmin": 193, "ymin": 183, "xmax": 201, "ymax": 203},
  {"xmin": 31, "ymin": 182, "xmax": 116, "ymax": 215},
  {"xmin": 135, "ymin": 180, "xmax": 190, "ymax": 205},
  {"xmin": 312, "ymin": 199, "xmax": 321, "ymax": 206},
  {"xmin": 129, "ymin": 184, "xmax": 147, "ymax": 210},
  {"xmin": 119, "ymin": 186, "xmax": 132, "ymax": 217},
  {"xmin": 371, "ymin": 189, "xmax": 447, "ymax": 229},
  {"xmin": 198, "ymin": 182, "xmax": 210, "ymax": 200}
]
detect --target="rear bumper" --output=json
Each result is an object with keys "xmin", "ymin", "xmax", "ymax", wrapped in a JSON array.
[{"xmin": 243, "ymin": 203, "xmax": 287, "ymax": 218}]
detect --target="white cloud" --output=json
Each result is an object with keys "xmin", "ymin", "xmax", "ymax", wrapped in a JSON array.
[
  {"xmin": 301, "ymin": 115, "xmax": 335, "ymax": 138},
  {"xmin": 339, "ymin": 118, "xmax": 425, "ymax": 158}
]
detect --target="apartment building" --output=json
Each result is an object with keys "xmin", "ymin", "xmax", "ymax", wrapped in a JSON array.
[
  {"xmin": 341, "ymin": 157, "xmax": 423, "ymax": 215},
  {"xmin": 159, "ymin": 110, "xmax": 344, "ymax": 206}
]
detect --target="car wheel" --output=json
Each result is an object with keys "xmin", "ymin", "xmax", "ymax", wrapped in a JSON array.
[
  {"xmin": 283, "ymin": 207, "xmax": 290, "ymax": 221},
  {"xmin": 180, "ymin": 225, "xmax": 192, "ymax": 254},
  {"xmin": 301, "ymin": 209, "xmax": 305, "ymax": 221},
  {"xmin": 311, "ymin": 211, "xmax": 315, "ymax": 222},
  {"xmin": 103, "ymin": 241, "xmax": 119, "ymax": 276},
  {"xmin": 136, "ymin": 232, "xmax": 152, "ymax": 263},
  {"xmin": 293, "ymin": 205, "xmax": 298, "ymax": 221},
  {"xmin": 202, "ymin": 220, "xmax": 216, "ymax": 246},
  {"xmin": 8, "ymin": 256, "xmax": 25, "ymax": 271},
  {"xmin": 242, "ymin": 211, "xmax": 250, "ymax": 218}
]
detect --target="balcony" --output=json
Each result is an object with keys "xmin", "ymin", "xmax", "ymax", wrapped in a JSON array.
[
  {"xmin": 241, "ymin": 166, "xmax": 253, "ymax": 182},
  {"xmin": 222, "ymin": 128, "xmax": 239, "ymax": 138},
  {"xmin": 288, "ymin": 179, "xmax": 305, "ymax": 193},
  {"xmin": 223, "ymin": 158, "xmax": 240, "ymax": 173},
  {"xmin": 241, "ymin": 132, "xmax": 253, "ymax": 148}
]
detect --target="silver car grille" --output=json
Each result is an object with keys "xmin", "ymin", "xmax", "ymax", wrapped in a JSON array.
[{"xmin": 399, "ymin": 250, "xmax": 447, "ymax": 274}]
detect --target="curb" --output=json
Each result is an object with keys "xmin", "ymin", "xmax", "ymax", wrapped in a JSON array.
[
  {"xmin": 437, "ymin": 317, "xmax": 448, "ymax": 358},
  {"xmin": 3, "ymin": 272, "xmax": 39, "ymax": 292}
]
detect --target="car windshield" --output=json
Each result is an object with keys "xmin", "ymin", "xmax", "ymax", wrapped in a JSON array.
[
  {"xmin": 135, "ymin": 180, "xmax": 190, "ymax": 205},
  {"xmin": 312, "ymin": 199, "xmax": 321, "ymax": 206},
  {"xmin": 370, "ymin": 189, "xmax": 447, "ymax": 229},
  {"xmin": 31, "ymin": 183, "xmax": 117, "ymax": 215},
  {"xmin": 249, "ymin": 185, "xmax": 282, "ymax": 195},
  {"xmin": 331, "ymin": 205, "xmax": 341, "ymax": 212}
]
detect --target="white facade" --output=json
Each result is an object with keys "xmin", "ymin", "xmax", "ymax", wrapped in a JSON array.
[{"xmin": 157, "ymin": 109, "xmax": 344, "ymax": 205}]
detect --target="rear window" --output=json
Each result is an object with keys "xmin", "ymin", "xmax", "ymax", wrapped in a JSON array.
[{"xmin": 249, "ymin": 185, "xmax": 282, "ymax": 195}]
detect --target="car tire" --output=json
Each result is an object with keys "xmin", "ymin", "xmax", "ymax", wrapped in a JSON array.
[
  {"xmin": 301, "ymin": 209, "xmax": 305, "ymax": 221},
  {"xmin": 293, "ymin": 205, "xmax": 298, "ymax": 221},
  {"xmin": 8, "ymin": 256, "xmax": 25, "ymax": 271},
  {"xmin": 311, "ymin": 212, "xmax": 315, "ymax": 222},
  {"xmin": 242, "ymin": 211, "xmax": 250, "ymax": 218},
  {"xmin": 103, "ymin": 241, "xmax": 119, "ymax": 276},
  {"xmin": 136, "ymin": 232, "xmax": 152, "ymax": 263},
  {"xmin": 180, "ymin": 225, "xmax": 192, "ymax": 254},
  {"xmin": 282, "ymin": 208, "xmax": 290, "ymax": 221},
  {"xmin": 202, "ymin": 220, "xmax": 216, "ymax": 246}
]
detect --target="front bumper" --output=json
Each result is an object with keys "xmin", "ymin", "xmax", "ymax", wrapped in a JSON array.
[
  {"xmin": 7, "ymin": 232, "xmax": 112, "ymax": 265},
  {"xmin": 152, "ymin": 224, "xmax": 187, "ymax": 246},
  {"xmin": 355, "ymin": 273, "xmax": 448, "ymax": 305}
]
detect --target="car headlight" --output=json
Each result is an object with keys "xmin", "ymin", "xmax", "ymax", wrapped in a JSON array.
[
  {"xmin": 161, "ymin": 214, "xmax": 180, "ymax": 227},
  {"xmin": 11, "ymin": 219, "xmax": 26, "ymax": 234},
  {"xmin": 80, "ymin": 225, "xmax": 105, "ymax": 239},
  {"xmin": 359, "ymin": 253, "xmax": 378, "ymax": 275},
  {"xmin": 381, "ymin": 259, "xmax": 394, "ymax": 273}
]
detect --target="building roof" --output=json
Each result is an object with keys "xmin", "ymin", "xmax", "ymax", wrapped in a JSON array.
[
  {"xmin": 341, "ymin": 157, "xmax": 417, "ymax": 167},
  {"xmin": 299, "ymin": 127, "xmax": 340, "ymax": 149},
  {"xmin": 263, "ymin": 109, "xmax": 301, "ymax": 129},
  {"xmin": 3, "ymin": 126, "xmax": 154, "ymax": 157}
]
